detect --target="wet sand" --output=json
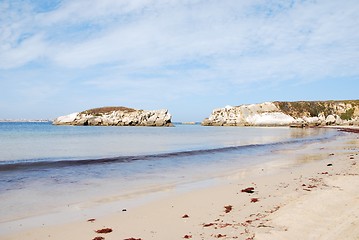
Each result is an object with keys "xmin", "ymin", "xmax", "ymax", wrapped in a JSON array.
[{"xmin": 2, "ymin": 129, "xmax": 359, "ymax": 240}]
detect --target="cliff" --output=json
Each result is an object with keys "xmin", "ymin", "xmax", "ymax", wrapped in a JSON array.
[
  {"xmin": 53, "ymin": 106, "xmax": 173, "ymax": 127},
  {"xmin": 202, "ymin": 100, "xmax": 359, "ymax": 127}
]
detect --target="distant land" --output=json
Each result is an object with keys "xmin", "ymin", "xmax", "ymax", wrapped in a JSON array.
[{"xmin": 0, "ymin": 119, "xmax": 51, "ymax": 123}]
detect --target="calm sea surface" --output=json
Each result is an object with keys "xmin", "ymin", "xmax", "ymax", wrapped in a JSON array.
[{"xmin": 0, "ymin": 122, "xmax": 339, "ymax": 223}]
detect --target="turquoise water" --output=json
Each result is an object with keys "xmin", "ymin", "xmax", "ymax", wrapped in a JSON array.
[
  {"xmin": 0, "ymin": 122, "xmax": 334, "ymax": 162},
  {"xmin": 0, "ymin": 122, "xmax": 338, "ymax": 223}
]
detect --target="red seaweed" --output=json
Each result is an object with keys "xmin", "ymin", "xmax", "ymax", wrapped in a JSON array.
[
  {"xmin": 214, "ymin": 234, "xmax": 226, "ymax": 238},
  {"xmin": 217, "ymin": 223, "xmax": 233, "ymax": 228},
  {"xmin": 224, "ymin": 205, "xmax": 233, "ymax": 213},
  {"xmin": 250, "ymin": 198, "xmax": 259, "ymax": 203},
  {"xmin": 92, "ymin": 237, "xmax": 104, "ymax": 240},
  {"xmin": 95, "ymin": 228, "xmax": 113, "ymax": 234},
  {"xmin": 241, "ymin": 187, "xmax": 255, "ymax": 193},
  {"xmin": 92, "ymin": 237, "xmax": 105, "ymax": 240},
  {"xmin": 203, "ymin": 223, "xmax": 215, "ymax": 227}
]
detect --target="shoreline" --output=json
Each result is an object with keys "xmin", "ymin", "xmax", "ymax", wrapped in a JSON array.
[{"xmin": 1, "ymin": 130, "xmax": 359, "ymax": 239}]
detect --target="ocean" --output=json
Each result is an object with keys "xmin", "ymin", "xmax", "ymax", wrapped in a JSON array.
[{"xmin": 0, "ymin": 122, "xmax": 339, "ymax": 224}]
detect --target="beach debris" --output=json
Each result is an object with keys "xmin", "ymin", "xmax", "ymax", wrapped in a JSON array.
[
  {"xmin": 183, "ymin": 234, "xmax": 192, "ymax": 239},
  {"xmin": 245, "ymin": 220, "xmax": 253, "ymax": 224},
  {"xmin": 87, "ymin": 218, "xmax": 96, "ymax": 222},
  {"xmin": 213, "ymin": 233, "xmax": 226, "ymax": 238},
  {"xmin": 95, "ymin": 228, "xmax": 113, "ymax": 234},
  {"xmin": 327, "ymin": 163, "xmax": 333, "ymax": 166},
  {"xmin": 309, "ymin": 177, "xmax": 322, "ymax": 182},
  {"xmin": 241, "ymin": 187, "xmax": 255, "ymax": 193},
  {"xmin": 224, "ymin": 205, "xmax": 233, "ymax": 213},
  {"xmin": 122, "ymin": 208, "xmax": 127, "ymax": 212},
  {"xmin": 329, "ymin": 153, "xmax": 335, "ymax": 156},
  {"xmin": 92, "ymin": 237, "xmax": 105, "ymax": 240},
  {"xmin": 250, "ymin": 198, "xmax": 259, "ymax": 203},
  {"xmin": 321, "ymin": 172, "xmax": 329, "ymax": 174},
  {"xmin": 182, "ymin": 214, "xmax": 190, "ymax": 218},
  {"xmin": 241, "ymin": 220, "xmax": 254, "ymax": 227},
  {"xmin": 257, "ymin": 223, "xmax": 274, "ymax": 228},
  {"xmin": 203, "ymin": 223, "xmax": 215, "ymax": 227},
  {"xmin": 219, "ymin": 223, "xmax": 233, "ymax": 228},
  {"xmin": 124, "ymin": 238, "xmax": 142, "ymax": 240},
  {"xmin": 350, "ymin": 157, "xmax": 355, "ymax": 159}
]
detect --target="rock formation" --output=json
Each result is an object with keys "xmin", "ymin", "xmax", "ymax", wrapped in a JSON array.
[
  {"xmin": 202, "ymin": 100, "xmax": 359, "ymax": 127},
  {"xmin": 53, "ymin": 106, "xmax": 173, "ymax": 127}
]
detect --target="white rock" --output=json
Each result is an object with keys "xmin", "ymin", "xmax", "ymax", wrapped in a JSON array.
[
  {"xmin": 245, "ymin": 112, "xmax": 295, "ymax": 126},
  {"xmin": 53, "ymin": 112, "xmax": 79, "ymax": 125},
  {"xmin": 53, "ymin": 108, "xmax": 172, "ymax": 127},
  {"xmin": 326, "ymin": 115, "xmax": 336, "ymax": 125}
]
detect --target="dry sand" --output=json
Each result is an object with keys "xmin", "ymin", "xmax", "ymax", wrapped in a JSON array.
[{"xmin": 2, "ymin": 130, "xmax": 359, "ymax": 240}]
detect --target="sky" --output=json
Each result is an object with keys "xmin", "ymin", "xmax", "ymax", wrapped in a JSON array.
[{"xmin": 1, "ymin": 0, "xmax": 359, "ymax": 122}]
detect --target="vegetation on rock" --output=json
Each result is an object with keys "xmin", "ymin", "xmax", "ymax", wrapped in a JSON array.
[
  {"xmin": 81, "ymin": 106, "xmax": 136, "ymax": 115},
  {"xmin": 54, "ymin": 106, "xmax": 173, "ymax": 127},
  {"xmin": 274, "ymin": 100, "xmax": 359, "ymax": 118},
  {"xmin": 202, "ymin": 100, "xmax": 359, "ymax": 127},
  {"xmin": 340, "ymin": 108, "xmax": 355, "ymax": 120}
]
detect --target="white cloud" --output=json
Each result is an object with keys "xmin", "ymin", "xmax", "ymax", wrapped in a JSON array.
[
  {"xmin": 3, "ymin": 0, "xmax": 358, "ymax": 74},
  {"xmin": 0, "ymin": 34, "xmax": 46, "ymax": 69}
]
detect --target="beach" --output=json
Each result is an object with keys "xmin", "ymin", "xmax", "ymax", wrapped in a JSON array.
[{"xmin": 1, "ymin": 128, "xmax": 358, "ymax": 240}]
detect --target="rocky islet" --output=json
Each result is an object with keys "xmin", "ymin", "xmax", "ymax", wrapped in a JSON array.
[{"xmin": 53, "ymin": 107, "xmax": 173, "ymax": 127}]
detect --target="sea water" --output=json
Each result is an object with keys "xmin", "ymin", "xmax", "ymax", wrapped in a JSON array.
[{"xmin": 0, "ymin": 122, "xmax": 339, "ymax": 224}]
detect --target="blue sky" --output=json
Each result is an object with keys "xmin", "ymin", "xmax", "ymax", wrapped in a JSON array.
[{"xmin": 1, "ymin": 0, "xmax": 359, "ymax": 121}]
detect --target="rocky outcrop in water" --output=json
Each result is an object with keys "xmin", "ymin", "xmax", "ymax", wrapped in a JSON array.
[
  {"xmin": 202, "ymin": 100, "xmax": 359, "ymax": 127},
  {"xmin": 53, "ymin": 107, "xmax": 173, "ymax": 127}
]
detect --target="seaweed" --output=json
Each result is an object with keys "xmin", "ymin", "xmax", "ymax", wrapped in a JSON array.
[
  {"xmin": 241, "ymin": 187, "xmax": 255, "ymax": 193},
  {"xmin": 92, "ymin": 237, "xmax": 105, "ymax": 240},
  {"xmin": 224, "ymin": 205, "xmax": 233, "ymax": 213},
  {"xmin": 95, "ymin": 228, "xmax": 113, "ymax": 234}
]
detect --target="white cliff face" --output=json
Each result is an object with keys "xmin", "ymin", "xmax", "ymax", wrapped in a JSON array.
[
  {"xmin": 202, "ymin": 101, "xmax": 359, "ymax": 127},
  {"xmin": 53, "ymin": 112, "xmax": 79, "ymax": 125},
  {"xmin": 53, "ymin": 108, "xmax": 173, "ymax": 127},
  {"xmin": 245, "ymin": 112, "xmax": 295, "ymax": 126},
  {"xmin": 202, "ymin": 102, "xmax": 293, "ymax": 126}
]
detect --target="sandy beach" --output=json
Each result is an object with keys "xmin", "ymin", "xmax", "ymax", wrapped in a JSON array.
[{"xmin": 2, "ymin": 129, "xmax": 359, "ymax": 240}]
